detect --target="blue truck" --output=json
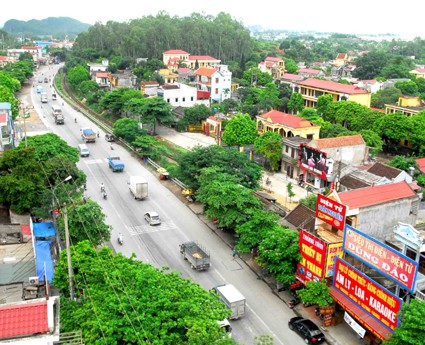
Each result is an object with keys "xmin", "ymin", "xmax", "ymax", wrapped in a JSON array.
[
  {"xmin": 81, "ymin": 127, "xmax": 96, "ymax": 143},
  {"xmin": 108, "ymin": 155, "xmax": 125, "ymax": 172}
]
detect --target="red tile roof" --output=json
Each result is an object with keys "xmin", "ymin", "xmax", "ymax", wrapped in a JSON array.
[
  {"xmin": 189, "ymin": 55, "xmax": 219, "ymax": 61},
  {"xmin": 314, "ymin": 134, "xmax": 365, "ymax": 149},
  {"xmin": 360, "ymin": 80, "xmax": 376, "ymax": 84},
  {"xmin": 298, "ymin": 68, "xmax": 321, "ymax": 75},
  {"xmin": 195, "ymin": 67, "xmax": 216, "ymax": 77},
  {"xmin": 416, "ymin": 158, "xmax": 425, "ymax": 174},
  {"xmin": 336, "ymin": 53, "xmax": 347, "ymax": 59},
  {"xmin": 281, "ymin": 73, "xmax": 303, "ymax": 81},
  {"xmin": 414, "ymin": 68, "xmax": 425, "ymax": 74},
  {"xmin": 96, "ymin": 72, "xmax": 110, "ymax": 78},
  {"xmin": 0, "ymin": 301, "xmax": 48, "ymax": 338},
  {"xmin": 178, "ymin": 68, "xmax": 191, "ymax": 73},
  {"xmin": 0, "ymin": 56, "xmax": 7, "ymax": 61},
  {"xmin": 265, "ymin": 56, "xmax": 282, "ymax": 62},
  {"xmin": 259, "ymin": 110, "xmax": 315, "ymax": 129},
  {"xmin": 163, "ymin": 49, "xmax": 189, "ymax": 55},
  {"xmin": 338, "ymin": 181, "xmax": 416, "ymax": 209},
  {"xmin": 298, "ymin": 78, "xmax": 369, "ymax": 94}
]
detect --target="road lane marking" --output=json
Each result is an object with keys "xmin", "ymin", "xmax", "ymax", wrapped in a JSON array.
[{"xmin": 126, "ymin": 221, "xmax": 178, "ymax": 235}]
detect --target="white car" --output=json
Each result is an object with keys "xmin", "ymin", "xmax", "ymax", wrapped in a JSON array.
[{"xmin": 144, "ymin": 212, "xmax": 161, "ymax": 226}]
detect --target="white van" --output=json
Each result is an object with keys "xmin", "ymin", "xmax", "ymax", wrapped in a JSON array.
[{"xmin": 78, "ymin": 144, "xmax": 90, "ymax": 157}]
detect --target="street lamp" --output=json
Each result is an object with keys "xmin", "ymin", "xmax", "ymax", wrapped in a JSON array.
[{"xmin": 18, "ymin": 104, "xmax": 34, "ymax": 148}]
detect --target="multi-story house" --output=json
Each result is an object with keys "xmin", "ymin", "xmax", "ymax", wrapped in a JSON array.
[
  {"xmin": 333, "ymin": 53, "xmax": 349, "ymax": 67},
  {"xmin": 195, "ymin": 65, "xmax": 232, "ymax": 104},
  {"xmin": 157, "ymin": 83, "xmax": 198, "ymax": 107},
  {"xmin": 7, "ymin": 46, "xmax": 42, "ymax": 62},
  {"xmin": 0, "ymin": 102, "xmax": 15, "ymax": 151},
  {"xmin": 258, "ymin": 56, "xmax": 286, "ymax": 80},
  {"xmin": 356, "ymin": 80, "xmax": 382, "ymax": 94},
  {"xmin": 110, "ymin": 69, "xmax": 137, "ymax": 89},
  {"xmin": 162, "ymin": 50, "xmax": 221, "ymax": 72},
  {"xmin": 159, "ymin": 68, "xmax": 178, "ymax": 84},
  {"xmin": 296, "ymin": 78, "xmax": 371, "ymax": 108},
  {"xmin": 409, "ymin": 67, "xmax": 425, "ymax": 78},
  {"xmin": 385, "ymin": 95, "xmax": 425, "ymax": 117},
  {"xmin": 94, "ymin": 72, "xmax": 111, "ymax": 89}
]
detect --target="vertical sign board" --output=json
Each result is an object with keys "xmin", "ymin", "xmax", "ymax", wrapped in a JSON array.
[
  {"xmin": 316, "ymin": 194, "xmax": 346, "ymax": 231},
  {"xmin": 333, "ymin": 258, "xmax": 402, "ymax": 331},
  {"xmin": 325, "ymin": 242, "xmax": 344, "ymax": 277},
  {"xmin": 297, "ymin": 230, "xmax": 327, "ymax": 283},
  {"xmin": 344, "ymin": 225, "xmax": 418, "ymax": 292}
]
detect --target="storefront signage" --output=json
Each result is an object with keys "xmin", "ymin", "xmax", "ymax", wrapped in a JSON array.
[
  {"xmin": 344, "ymin": 225, "xmax": 418, "ymax": 292},
  {"xmin": 344, "ymin": 312, "xmax": 366, "ymax": 338},
  {"xmin": 297, "ymin": 230, "xmax": 327, "ymax": 282},
  {"xmin": 333, "ymin": 258, "xmax": 402, "ymax": 331},
  {"xmin": 316, "ymin": 194, "xmax": 346, "ymax": 231},
  {"xmin": 325, "ymin": 242, "xmax": 344, "ymax": 277}
]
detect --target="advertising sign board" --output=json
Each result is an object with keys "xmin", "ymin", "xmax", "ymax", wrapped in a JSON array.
[
  {"xmin": 325, "ymin": 242, "xmax": 344, "ymax": 277},
  {"xmin": 316, "ymin": 194, "xmax": 347, "ymax": 230},
  {"xmin": 299, "ymin": 144, "xmax": 328, "ymax": 179},
  {"xmin": 344, "ymin": 225, "xmax": 418, "ymax": 292},
  {"xmin": 333, "ymin": 258, "xmax": 402, "ymax": 331},
  {"xmin": 297, "ymin": 230, "xmax": 327, "ymax": 282}
]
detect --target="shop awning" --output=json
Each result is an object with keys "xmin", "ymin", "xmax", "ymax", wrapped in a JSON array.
[{"xmin": 330, "ymin": 287, "xmax": 393, "ymax": 341}]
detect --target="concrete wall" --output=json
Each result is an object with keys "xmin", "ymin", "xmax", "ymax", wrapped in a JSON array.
[
  {"xmin": 356, "ymin": 198, "xmax": 418, "ymax": 241},
  {"xmin": 321, "ymin": 144, "xmax": 367, "ymax": 165}
]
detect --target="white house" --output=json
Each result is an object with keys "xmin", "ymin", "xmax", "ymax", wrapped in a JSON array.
[
  {"xmin": 0, "ymin": 102, "xmax": 14, "ymax": 151},
  {"xmin": 157, "ymin": 83, "xmax": 198, "ymax": 107},
  {"xmin": 195, "ymin": 64, "xmax": 232, "ymax": 104}
]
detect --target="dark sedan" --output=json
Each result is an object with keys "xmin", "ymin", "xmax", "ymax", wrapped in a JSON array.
[{"xmin": 288, "ymin": 317, "xmax": 325, "ymax": 344}]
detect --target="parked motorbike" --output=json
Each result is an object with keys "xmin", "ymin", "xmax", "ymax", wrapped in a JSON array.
[
  {"xmin": 117, "ymin": 234, "xmax": 123, "ymax": 245},
  {"xmin": 103, "ymin": 191, "xmax": 108, "ymax": 200},
  {"xmin": 288, "ymin": 296, "xmax": 301, "ymax": 309},
  {"xmin": 315, "ymin": 307, "xmax": 324, "ymax": 320}
]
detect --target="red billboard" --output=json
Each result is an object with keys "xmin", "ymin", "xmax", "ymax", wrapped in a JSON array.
[
  {"xmin": 297, "ymin": 230, "xmax": 327, "ymax": 282},
  {"xmin": 299, "ymin": 144, "xmax": 327, "ymax": 180},
  {"xmin": 333, "ymin": 258, "xmax": 402, "ymax": 331},
  {"xmin": 344, "ymin": 225, "xmax": 418, "ymax": 292},
  {"xmin": 316, "ymin": 194, "xmax": 346, "ymax": 231}
]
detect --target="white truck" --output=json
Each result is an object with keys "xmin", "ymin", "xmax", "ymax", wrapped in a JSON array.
[
  {"xmin": 212, "ymin": 284, "xmax": 246, "ymax": 320},
  {"xmin": 40, "ymin": 92, "xmax": 48, "ymax": 103},
  {"xmin": 128, "ymin": 176, "xmax": 148, "ymax": 200}
]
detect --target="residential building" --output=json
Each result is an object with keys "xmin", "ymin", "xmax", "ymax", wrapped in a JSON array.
[
  {"xmin": 298, "ymin": 68, "xmax": 325, "ymax": 78},
  {"xmin": 297, "ymin": 78, "xmax": 371, "ymax": 108},
  {"xmin": 381, "ymin": 78, "xmax": 410, "ymax": 90},
  {"xmin": 281, "ymin": 136, "xmax": 311, "ymax": 179},
  {"xmin": 94, "ymin": 71, "xmax": 111, "ymax": 89},
  {"xmin": 256, "ymin": 110, "xmax": 320, "ymax": 139},
  {"xmin": 283, "ymin": 203, "xmax": 316, "ymax": 232},
  {"xmin": 187, "ymin": 55, "xmax": 221, "ymax": 70},
  {"xmin": 157, "ymin": 83, "xmax": 197, "ymax": 107},
  {"xmin": 356, "ymin": 80, "xmax": 382, "ymax": 94},
  {"xmin": 0, "ymin": 102, "xmax": 15, "ymax": 151},
  {"xmin": 195, "ymin": 65, "xmax": 232, "ymax": 104},
  {"xmin": 385, "ymin": 96, "xmax": 425, "ymax": 117},
  {"xmin": 177, "ymin": 67, "xmax": 196, "ymax": 84},
  {"xmin": 7, "ymin": 46, "xmax": 42, "ymax": 62},
  {"xmin": 365, "ymin": 161, "xmax": 413, "ymax": 183},
  {"xmin": 409, "ymin": 68, "xmax": 425, "ymax": 78},
  {"xmin": 87, "ymin": 60, "xmax": 109, "ymax": 75},
  {"xmin": 110, "ymin": 69, "xmax": 137, "ymax": 89},
  {"xmin": 337, "ymin": 181, "xmax": 419, "ymax": 241},
  {"xmin": 280, "ymin": 73, "xmax": 304, "ymax": 88},
  {"xmin": 140, "ymin": 81, "xmax": 160, "ymax": 97},
  {"xmin": 163, "ymin": 49, "xmax": 190, "ymax": 72},
  {"xmin": 159, "ymin": 68, "xmax": 178, "ymax": 84},
  {"xmin": 0, "ymin": 56, "xmax": 11, "ymax": 68},
  {"xmin": 333, "ymin": 53, "xmax": 349, "ymax": 67},
  {"xmin": 258, "ymin": 56, "xmax": 286, "ymax": 80}
]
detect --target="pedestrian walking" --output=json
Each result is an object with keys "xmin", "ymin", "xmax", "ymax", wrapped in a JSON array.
[{"xmin": 232, "ymin": 248, "xmax": 237, "ymax": 260}]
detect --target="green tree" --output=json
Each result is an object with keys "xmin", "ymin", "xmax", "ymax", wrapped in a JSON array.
[
  {"xmin": 78, "ymin": 80, "xmax": 99, "ymax": 95},
  {"xmin": 100, "ymin": 87, "xmax": 142, "ymax": 115},
  {"xmin": 319, "ymin": 122, "xmax": 355, "ymax": 138},
  {"xmin": 373, "ymin": 112, "xmax": 411, "ymax": 152},
  {"xmin": 0, "ymin": 71, "xmax": 21, "ymax": 93},
  {"xmin": 175, "ymin": 145, "xmax": 262, "ymax": 190},
  {"xmin": 54, "ymin": 241, "xmax": 233, "ymax": 344},
  {"xmin": 298, "ymin": 108, "xmax": 325, "ymax": 126},
  {"xmin": 371, "ymin": 87, "xmax": 402, "ymax": 109},
  {"xmin": 56, "ymin": 200, "xmax": 111, "ymax": 246},
  {"xmin": 67, "ymin": 65, "xmax": 90, "ymax": 90},
  {"xmin": 388, "ymin": 155, "xmax": 418, "ymax": 172},
  {"xmin": 0, "ymin": 85, "xmax": 19, "ymax": 119},
  {"xmin": 21, "ymin": 133, "xmax": 80, "ymax": 163},
  {"xmin": 196, "ymin": 167, "xmax": 263, "ymax": 229},
  {"xmin": 0, "ymin": 146, "xmax": 45, "ymax": 214},
  {"xmin": 287, "ymin": 182, "xmax": 295, "ymax": 202},
  {"xmin": 235, "ymin": 209, "xmax": 280, "ymax": 253},
  {"xmin": 360, "ymin": 129, "xmax": 383, "ymax": 152},
  {"xmin": 113, "ymin": 117, "xmax": 143, "ymax": 143},
  {"xmin": 409, "ymin": 111, "xmax": 425, "ymax": 155},
  {"xmin": 284, "ymin": 57, "xmax": 298, "ymax": 74},
  {"xmin": 299, "ymin": 194, "xmax": 318, "ymax": 210},
  {"xmin": 222, "ymin": 113, "xmax": 258, "ymax": 147},
  {"xmin": 254, "ymin": 131, "xmax": 282, "ymax": 171},
  {"xmin": 352, "ymin": 51, "xmax": 390, "ymax": 80},
  {"xmin": 316, "ymin": 94, "xmax": 334, "ymax": 117},
  {"xmin": 394, "ymin": 80, "xmax": 419, "ymax": 96},
  {"xmin": 256, "ymin": 226, "xmax": 300, "ymax": 285},
  {"xmin": 287, "ymin": 92, "xmax": 304, "ymax": 114},
  {"xmin": 384, "ymin": 299, "xmax": 425, "ymax": 345},
  {"xmin": 297, "ymin": 280, "xmax": 334, "ymax": 307},
  {"xmin": 132, "ymin": 135, "xmax": 169, "ymax": 160}
]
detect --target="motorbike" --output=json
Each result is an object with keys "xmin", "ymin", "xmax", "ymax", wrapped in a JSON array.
[
  {"xmin": 288, "ymin": 296, "xmax": 301, "ymax": 309},
  {"xmin": 103, "ymin": 191, "xmax": 108, "ymax": 200},
  {"xmin": 117, "ymin": 235, "xmax": 123, "ymax": 245}
]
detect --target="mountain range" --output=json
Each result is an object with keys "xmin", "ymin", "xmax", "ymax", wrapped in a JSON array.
[{"xmin": 3, "ymin": 17, "xmax": 90, "ymax": 36}]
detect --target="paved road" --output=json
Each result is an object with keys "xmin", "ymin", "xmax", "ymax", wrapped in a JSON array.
[{"xmin": 22, "ymin": 64, "xmax": 309, "ymax": 345}]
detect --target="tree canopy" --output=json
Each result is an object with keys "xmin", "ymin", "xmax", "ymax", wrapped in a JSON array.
[{"xmin": 222, "ymin": 113, "xmax": 258, "ymax": 147}]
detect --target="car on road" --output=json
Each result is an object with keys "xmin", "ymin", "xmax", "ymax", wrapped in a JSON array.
[
  {"xmin": 144, "ymin": 211, "xmax": 161, "ymax": 226},
  {"xmin": 288, "ymin": 317, "xmax": 325, "ymax": 344},
  {"xmin": 105, "ymin": 133, "xmax": 115, "ymax": 142}
]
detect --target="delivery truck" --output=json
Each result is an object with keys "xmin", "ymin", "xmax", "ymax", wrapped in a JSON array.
[
  {"xmin": 128, "ymin": 176, "xmax": 148, "ymax": 200},
  {"xmin": 40, "ymin": 92, "xmax": 48, "ymax": 103},
  {"xmin": 212, "ymin": 284, "xmax": 246, "ymax": 320},
  {"xmin": 81, "ymin": 127, "xmax": 96, "ymax": 143},
  {"xmin": 108, "ymin": 155, "xmax": 125, "ymax": 172},
  {"xmin": 179, "ymin": 241, "xmax": 210, "ymax": 270},
  {"xmin": 51, "ymin": 105, "xmax": 64, "ymax": 124}
]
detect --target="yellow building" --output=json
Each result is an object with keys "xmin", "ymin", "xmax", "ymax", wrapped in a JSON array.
[
  {"xmin": 333, "ymin": 53, "xmax": 349, "ymax": 67},
  {"xmin": 162, "ymin": 50, "xmax": 220, "ymax": 73},
  {"xmin": 256, "ymin": 110, "xmax": 320, "ymax": 139},
  {"xmin": 258, "ymin": 56, "xmax": 286, "ymax": 80},
  {"xmin": 159, "ymin": 69, "xmax": 178, "ymax": 84},
  {"xmin": 297, "ymin": 78, "xmax": 371, "ymax": 108},
  {"xmin": 385, "ymin": 96, "xmax": 425, "ymax": 117}
]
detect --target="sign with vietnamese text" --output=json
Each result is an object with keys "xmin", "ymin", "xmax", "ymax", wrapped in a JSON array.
[
  {"xmin": 316, "ymin": 194, "xmax": 346, "ymax": 231},
  {"xmin": 333, "ymin": 258, "xmax": 402, "ymax": 331},
  {"xmin": 299, "ymin": 144, "xmax": 328, "ymax": 180},
  {"xmin": 325, "ymin": 242, "xmax": 344, "ymax": 277},
  {"xmin": 297, "ymin": 230, "xmax": 327, "ymax": 282},
  {"xmin": 344, "ymin": 225, "xmax": 418, "ymax": 292}
]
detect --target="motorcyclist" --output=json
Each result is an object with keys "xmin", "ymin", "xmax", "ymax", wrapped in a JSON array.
[
  {"xmin": 100, "ymin": 182, "xmax": 105, "ymax": 193},
  {"xmin": 118, "ymin": 232, "xmax": 123, "ymax": 244}
]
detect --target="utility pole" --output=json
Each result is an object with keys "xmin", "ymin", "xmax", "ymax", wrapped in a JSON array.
[{"xmin": 63, "ymin": 206, "xmax": 75, "ymax": 300}]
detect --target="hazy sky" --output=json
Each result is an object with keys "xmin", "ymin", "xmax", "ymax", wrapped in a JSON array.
[{"xmin": 2, "ymin": 0, "xmax": 424, "ymax": 38}]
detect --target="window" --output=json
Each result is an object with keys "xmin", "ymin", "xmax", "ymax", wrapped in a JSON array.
[
  {"xmin": 191, "ymin": 97, "xmax": 194, "ymax": 101},
  {"xmin": 167, "ymin": 99, "xmax": 170, "ymax": 103},
  {"xmin": 306, "ymin": 134, "xmax": 313, "ymax": 140},
  {"xmin": 285, "ymin": 146, "xmax": 289, "ymax": 153},
  {"xmin": 183, "ymin": 97, "xmax": 185, "ymax": 102},
  {"xmin": 215, "ymin": 77, "xmax": 219, "ymax": 83},
  {"xmin": 175, "ymin": 98, "xmax": 178, "ymax": 102},
  {"xmin": 215, "ymin": 88, "xmax": 219, "ymax": 94}
]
